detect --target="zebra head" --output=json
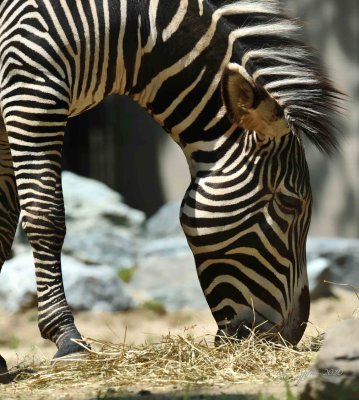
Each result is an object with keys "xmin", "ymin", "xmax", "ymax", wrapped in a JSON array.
[
  {"xmin": 180, "ymin": 63, "xmax": 315, "ymax": 345},
  {"xmin": 222, "ymin": 63, "xmax": 313, "ymax": 343}
]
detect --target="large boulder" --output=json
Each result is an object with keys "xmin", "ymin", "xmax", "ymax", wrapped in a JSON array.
[
  {"xmin": 131, "ymin": 237, "xmax": 207, "ymax": 311},
  {"xmin": 0, "ymin": 252, "xmax": 135, "ymax": 312},
  {"xmin": 63, "ymin": 226, "xmax": 137, "ymax": 271},
  {"xmin": 61, "ymin": 172, "xmax": 145, "ymax": 271},
  {"xmin": 62, "ymin": 171, "xmax": 145, "ymax": 230},
  {"xmin": 131, "ymin": 201, "xmax": 209, "ymax": 311},
  {"xmin": 300, "ymin": 319, "xmax": 359, "ymax": 400}
]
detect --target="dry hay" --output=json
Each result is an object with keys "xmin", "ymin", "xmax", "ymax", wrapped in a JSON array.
[{"xmin": 1, "ymin": 329, "xmax": 321, "ymax": 397}]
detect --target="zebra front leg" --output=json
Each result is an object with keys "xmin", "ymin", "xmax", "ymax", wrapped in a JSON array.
[
  {"xmin": 3, "ymin": 101, "xmax": 86, "ymax": 360},
  {"xmin": 0, "ymin": 116, "xmax": 20, "ymax": 382},
  {"xmin": 0, "ymin": 116, "xmax": 20, "ymax": 266}
]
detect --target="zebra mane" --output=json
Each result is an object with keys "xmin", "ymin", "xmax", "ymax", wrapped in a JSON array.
[{"xmin": 214, "ymin": 0, "xmax": 342, "ymax": 154}]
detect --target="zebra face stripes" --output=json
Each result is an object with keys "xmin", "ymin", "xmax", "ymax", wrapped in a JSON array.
[
  {"xmin": 180, "ymin": 128, "xmax": 312, "ymax": 344},
  {"xmin": 0, "ymin": 0, "xmax": 340, "ymax": 368}
]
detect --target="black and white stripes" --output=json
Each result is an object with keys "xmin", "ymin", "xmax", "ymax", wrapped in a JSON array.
[{"xmin": 0, "ymin": 0, "xmax": 340, "ymax": 367}]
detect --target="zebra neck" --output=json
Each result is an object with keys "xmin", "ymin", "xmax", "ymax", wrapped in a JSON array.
[{"xmin": 114, "ymin": 0, "xmax": 155, "ymax": 97}]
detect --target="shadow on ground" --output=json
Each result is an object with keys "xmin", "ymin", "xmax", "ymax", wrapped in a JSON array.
[{"xmin": 94, "ymin": 391, "xmax": 265, "ymax": 400}]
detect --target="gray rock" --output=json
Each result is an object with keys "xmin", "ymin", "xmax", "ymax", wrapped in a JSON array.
[
  {"xmin": 299, "ymin": 319, "xmax": 359, "ymax": 400},
  {"xmin": 0, "ymin": 253, "xmax": 37, "ymax": 311},
  {"xmin": 130, "ymin": 253, "xmax": 207, "ymax": 311},
  {"xmin": 307, "ymin": 237, "xmax": 359, "ymax": 263},
  {"xmin": 138, "ymin": 237, "xmax": 191, "ymax": 260},
  {"xmin": 61, "ymin": 172, "xmax": 144, "ymax": 271},
  {"xmin": 62, "ymin": 171, "xmax": 145, "ymax": 230},
  {"xmin": 145, "ymin": 200, "xmax": 183, "ymax": 238},
  {"xmin": 307, "ymin": 238, "xmax": 359, "ymax": 300},
  {"xmin": 63, "ymin": 226, "xmax": 137, "ymax": 271},
  {"xmin": 308, "ymin": 258, "xmax": 333, "ymax": 300},
  {"xmin": 131, "ymin": 234, "xmax": 206, "ymax": 310},
  {"xmin": 0, "ymin": 252, "xmax": 135, "ymax": 312},
  {"xmin": 63, "ymin": 256, "xmax": 135, "ymax": 311}
]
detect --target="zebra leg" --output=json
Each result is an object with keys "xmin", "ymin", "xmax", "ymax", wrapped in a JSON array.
[
  {"xmin": 3, "ymin": 103, "xmax": 85, "ymax": 359},
  {"xmin": 0, "ymin": 116, "xmax": 19, "ymax": 268},
  {"xmin": 0, "ymin": 117, "xmax": 20, "ymax": 383}
]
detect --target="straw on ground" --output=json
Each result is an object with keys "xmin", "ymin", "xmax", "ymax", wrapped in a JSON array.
[{"xmin": 1, "ymin": 329, "xmax": 320, "ymax": 397}]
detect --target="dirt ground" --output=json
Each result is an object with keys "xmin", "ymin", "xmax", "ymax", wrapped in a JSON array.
[{"xmin": 0, "ymin": 287, "xmax": 358, "ymax": 399}]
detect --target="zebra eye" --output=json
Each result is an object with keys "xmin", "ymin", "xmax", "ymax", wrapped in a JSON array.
[{"xmin": 276, "ymin": 193, "xmax": 303, "ymax": 213}]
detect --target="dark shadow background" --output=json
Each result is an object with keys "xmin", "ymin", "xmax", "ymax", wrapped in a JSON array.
[{"xmin": 63, "ymin": 96, "xmax": 166, "ymax": 217}]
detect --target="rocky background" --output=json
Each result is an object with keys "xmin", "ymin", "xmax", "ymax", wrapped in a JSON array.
[{"xmin": 1, "ymin": 172, "xmax": 358, "ymax": 314}]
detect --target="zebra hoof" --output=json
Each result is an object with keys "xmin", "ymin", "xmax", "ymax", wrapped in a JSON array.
[
  {"xmin": 0, "ymin": 355, "xmax": 11, "ymax": 384},
  {"xmin": 0, "ymin": 355, "xmax": 33, "ymax": 384},
  {"xmin": 53, "ymin": 338, "xmax": 91, "ymax": 361}
]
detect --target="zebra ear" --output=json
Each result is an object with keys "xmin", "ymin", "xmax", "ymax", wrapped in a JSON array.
[
  {"xmin": 221, "ymin": 63, "xmax": 290, "ymax": 138},
  {"xmin": 221, "ymin": 63, "xmax": 256, "ymax": 124}
]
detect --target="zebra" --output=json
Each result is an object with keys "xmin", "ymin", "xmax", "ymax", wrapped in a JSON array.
[{"xmin": 0, "ymin": 0, "xmax": 340, "ymax": 379}]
